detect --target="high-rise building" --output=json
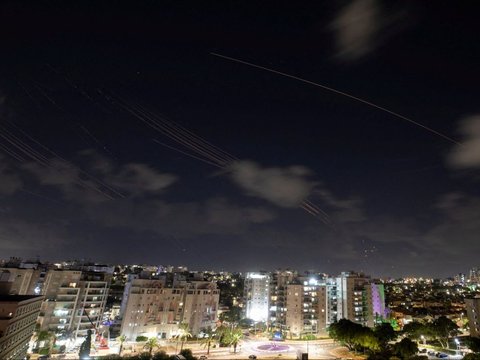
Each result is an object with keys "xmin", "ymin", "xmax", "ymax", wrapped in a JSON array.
[
  {"xmin": 285, "ymin": 283, "xmax": 303, "ymax": 336},
  {"xmin": 283, "ymin": 278, "xmax": 331, "ymax": 337},
  {"xmin": 120, "ymin": 277, "xmax": 219, "ymax": 340},
  {"xmin": 0, "ymin": 267, "xmax": 48, "ymax": 296},
  {"xmin": 465, "ymin": 297, "xmax": 480, "ymax": 338},
  {"xmin": 0, "ymin": 295, "xmax": 44, "ymax": 360},
  {"xmin": 268, "ymin": 271, "xmax": 385, "ymax": 337},
  {"xmin": 244, "ymin": 272, "xmax": 270, "ymax": 322},
  {"xmin": 269, "ymin": 270, "xmax": 297, "ymax": 330},
  {"xmin": 364, "ymin": 283, "xmax": 386, "ymax": 327},
  {"xmin": 470, "ymin": 268, "xmax": 479, "ymax": 283},
  {"xmin": 334, "ymin": 272, "xmax": 385, "ymax": 327},
  {"xmin": 38, "ymin": 270, "xmax": 111, "ymax": 343}
]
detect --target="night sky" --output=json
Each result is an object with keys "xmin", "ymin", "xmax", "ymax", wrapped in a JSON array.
[{"xmin": 1, "ymin": 1, "xmax": 479, "ymax": 277}]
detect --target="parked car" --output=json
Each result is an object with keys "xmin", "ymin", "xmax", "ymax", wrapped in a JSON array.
[
  {"xmin": 199, "ymin": 356, "xmax": 208, "ymax": 360},
  {"xmin": 248, "ymin": 355, "xmax": 257, "ymax": 360}
]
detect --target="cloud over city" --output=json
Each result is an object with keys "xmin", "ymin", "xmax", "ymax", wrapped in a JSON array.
[{"xmin": 229, "ymin": 160, "xmax": 317, "ymax": 208}]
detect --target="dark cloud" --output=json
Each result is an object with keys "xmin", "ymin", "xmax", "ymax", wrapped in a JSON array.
[
  {"xmin": 109, "ymin": 163, "xmax": 177, "ymax": 196},
  {"xmin": 331, "ymin": 0, "xmax": 405, "ymax": 61},
  {"xmin": 0, "ymin": 155, "xmax": 22, "ymax": 195},
  {"xmin": 316, "ymin": 189, "xmax": 366, "ymax": 223},
  {"xmin": 229, "ymin": 160, "xmax": 316, "ymax": 208},
  {"xmin": 21, "ymin": 150, "xmax": 177, "ymax": 202},
  {"xmin": 0, "ymin": 216, "xmax": 68, "ymax": 255},
  {"xmin": 448, "ymin": 115, "xmax": 480, "ymax": 168},
  {"xmin": 88, "ymin": 197, "xmax": 276, "ymax": 238}
]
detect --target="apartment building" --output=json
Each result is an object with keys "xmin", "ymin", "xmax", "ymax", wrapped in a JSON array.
[
  {"xmin": 244, "ymin": 272, "xmax": 270, "ymax": 322},
  {"xmin": 38, "ymin": 270, "xmax": 110, "ymax": 342},
  {"xmin": 120, "ymin": 277, "xmax": 219, "ymax": 340},
  {"xmin": 282, "ymin": 278, "xmax": 330, "ymax": 337},
  {"xmin": 465, "ymin": 297, "xmax": 480, "ymax": 338},
  {"xmin": 0, "ymin": 295, "xmax": 43, "ymax": 360},
  {"xmin": 269, "ymin": 270, "xmax": 297, "ymax": 329},
  {"xmin": 363, "ymin": 283, "xmax": 386, "ymax": 327},
  {"xmin": 334, "ymin": 272, "xmax": 386, "ymax": 327},
  {"xmin": 269, "ymin": 271, "xmax": 385, "ymax": 337}
]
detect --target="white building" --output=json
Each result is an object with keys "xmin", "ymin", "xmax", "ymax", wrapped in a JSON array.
[
  {"xmin": 38, "ymin": 270, "xmax": 110, "ymax": 342},
  {"xmin": 120, "ymin": 278, "xmax": 219, "ymax": 340},
  {"xmin": 244, "ymin": 272, "xmax": 270, "ymax": 322}
]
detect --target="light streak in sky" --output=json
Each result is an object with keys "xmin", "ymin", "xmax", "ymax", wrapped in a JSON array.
[
  {"xmin": 211, "ymin": 52, "xmax": 461, "ymax": 146},
  {"xmin": 106, "ymin": 93, "xmax": 330, "ymax": 224}
]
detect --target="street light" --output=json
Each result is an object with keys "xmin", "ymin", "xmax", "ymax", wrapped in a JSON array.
[
  {"xmin": 421, "ymin": 335, "xmax": 426, "ymax": 345},
  {"xmin": 454, "ymin": 338, "xmax": 460, "ymax": 353}
]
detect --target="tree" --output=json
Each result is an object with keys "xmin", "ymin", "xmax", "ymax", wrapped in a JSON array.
[
  {"xmin": 79, "ymin": 329, "xmax": 92, "ymax": 359},
  {"xmin": 117, "ymin": 334, "xmax": 127, "ymax": 355},
  {"xmin": 219, "ymin": 306, "xmax": 242, "ymax": 324},
  {"xmin": 466, "ymin": 336, "xmax": 480, "ymax": 353},
  {"xmin": 176, "ymin": 323, "xmax": 192, "ymax": 352},
  {"xmin": 429, "ymin": 316, "xmax": 459, "ymax": 349},
  {"xmin": 374, "ymin": 322, "xmax": 397, "ymax": 350},
  {"xmin": 97, "ymin": 355, "xmax": 123, "ymax": 360},
  {"xmin": 464, "ymin": 354, "xmax": 480, "ymax": 360},
  {"xmin": 329, "ymin": 319, "xmax": 364, "ymax": 351},
  {"xmin": 179, "ymin": 348, "xmax": 197, "ymax": 360},
  {"xmin": 126, "ymin": 353, "xmax": 151, "ymax": 360},
  {"xmin": 225, "ymin": 327, "xmax": 243, "ymax": 353},
  {"xmin": 143, "ymin": 337, "xmax": 160, "ymax": 358},
  {"xmin": 403, "ymin": 322, "xmax": 429, "ymax": 341},
  {"xmin": 215, "ymin": 324, "xmax": 229, "ymax": 347},
  {"xmin": 394, "ymin": 338, "xmax": 419, "ymax": 359},
  {"xmin": 200, "ymin": 327, "xmax": 215, "ymax": 355},
  {"xmin": 35, "ymin": 330, "xmax": 56, "ymax": 355},
  {"xmin": 355, "ymin": 327, "xmax": 380, "ymax": 353},
  {"xmin": 152, "ymin": 350, "xmax": 170, "ymax": 360}
]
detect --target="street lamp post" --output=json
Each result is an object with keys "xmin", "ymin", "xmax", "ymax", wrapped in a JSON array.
[{"xmin": 454, "ymin": 338, "xmax": 460, "ymax": 354}]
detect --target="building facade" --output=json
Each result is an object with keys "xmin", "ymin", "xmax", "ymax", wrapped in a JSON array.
[
  {"xmin": 244, "ymin": 272, "xmax": 270, "ymax": 322},
  {"xmin": 0, "ymin": 295, "xmax": 43, "ymax": 360},
  {"xmin": 465, "ymin": 297, "xmax": 480, "ymax": 338},
  {"xmin": 38, "ymin": 270, "xmax": 110, "ymax": 342},
  {"xmin": 268, "ymin": 271, "xmax": 385, "ymax": 337},
  {"xmin": 120, "ymin": 277, "xmax": 219, "ymax": 340}
]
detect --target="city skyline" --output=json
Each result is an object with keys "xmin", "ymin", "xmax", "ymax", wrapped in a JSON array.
[{"xmin": 0, "ymin": 2, "xmax": 479, "ymax": 277}]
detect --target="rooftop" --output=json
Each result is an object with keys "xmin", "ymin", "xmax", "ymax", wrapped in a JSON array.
[{"xmin": 0, "ymin": 295, "xmax": 43, "ymax": 302}]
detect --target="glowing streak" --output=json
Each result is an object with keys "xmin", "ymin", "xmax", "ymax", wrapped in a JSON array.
[
  {"xmin": 152, "ymin": 139, "xmax": 223, "ymax": 168},
  {"xmin": 104, "ymin": 92, "xmax": 332, "ymax": 223},
  {"xmin": 304, "ymin": 199, "xmax": 330, "ymax": 218},
  {"xmin": 133, "ymin": 102, "xmax": 238, "ymax": 162},
  {"xmin": 0, "ymin": 124, "xmax": 120, "ymax": 200},
  {"xmin": 130, "ymin": 102, "xmax": 231, "ymax": 165},
  {"xmin": 211, "ymin": 52, "xmax": 461, "ymax": 146},
  {"xmin": 112, "ymin": 96, "xmax": 232, "ymax": 166},
  {"xmin": 5, "ymin": 121, "xmax": 125, "ymax": 198},
  {"xmin": 0, "ymin": 142, "xmax": 25, "ymax": 162}
]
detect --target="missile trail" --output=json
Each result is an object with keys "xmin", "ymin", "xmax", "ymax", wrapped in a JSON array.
[{"xmin": 211, "ymin": 52, "xmax": 461, "ymax": 146}]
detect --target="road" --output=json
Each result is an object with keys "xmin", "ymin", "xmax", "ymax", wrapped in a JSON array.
[{"xmin": 49, "ymin": 339, "xmax": 347, "ymax": 359}]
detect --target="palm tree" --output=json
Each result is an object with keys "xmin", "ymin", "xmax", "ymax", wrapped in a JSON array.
[
  {"xmin": 176, "ymin": 323, "xmax": 192, "ymax": 353},
  {"xmin": 36, "ymin": 330, "xmax": 56, "ymax": 355},
  {"xmin": 117, "ymin": 334, "xmax": 127, "ymax": 355},
  {"xmin": 143, "ymin": 337, "xmax": 160, "ymax": 358},
  {"xmin": 200, "ymin": 327, "xmax": 216, "ymax": 355},
  {"xmin": 226, "ymin": 327, "xmax": 243, "ymax": 354}
]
